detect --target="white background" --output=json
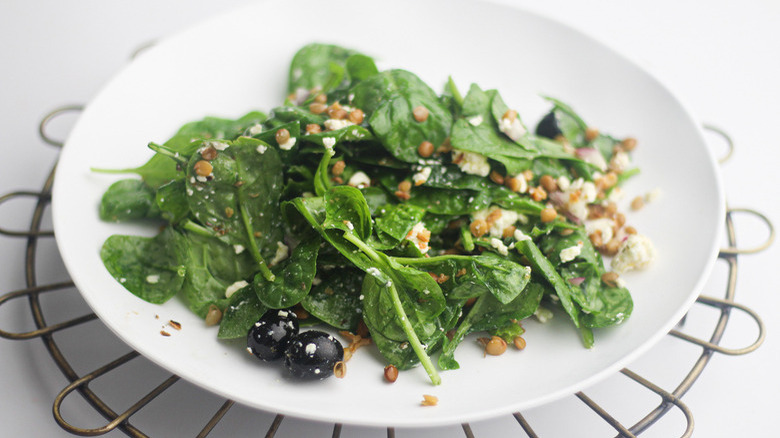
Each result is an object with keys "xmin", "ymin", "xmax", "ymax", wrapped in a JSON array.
[{"xmin": 0, "ymin": 1, "xmax": 777, "ymax": 437}]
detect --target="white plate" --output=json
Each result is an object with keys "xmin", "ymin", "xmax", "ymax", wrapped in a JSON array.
[{"xmin": 52, "ymin": 0, "xmax": 724, "ymax": 427}]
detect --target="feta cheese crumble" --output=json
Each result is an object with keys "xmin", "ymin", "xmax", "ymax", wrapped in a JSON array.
[
  {"xmin": 498, "ymin": 115, "xmax": 527, "ymax": 141},
  {"xmin": 145, "ymin": 275, "xmax": 160, "ymax": 284},
  {"xmin": 412, "ymin": 166, "xmax": 432, "ymax": 186},
  {"xmin": 233, "ymin": 244, "xmax": 245, "ymax": 255},
  {"xmin": 269, "ymin": 241, "xmax": 289, "ymax": 267},
  {"xmin": 472, "ymin": 206, "xmax": 520, "ymax": 238},
  {"xmin": 490, "ymin": 237, "xmax": 509, "ymax": 256},
  {"xmin": 611, "ymin": 234, "xmax": 656, "ymax": 273},
  {"xmin": 559, "ymin": 241, "xmax": 584, "ymax": 263},
  {"xmin": 405, "ymin": 222, "xmax": 431, "ymax": 254},
  {"xmin": 256, "ymin": 144, "xmax": 267, "ymax": 154},
  {"xmin": 468, "ymin": 115, "xmax": 483, "ymax": 126},
  {"xmin": 225, "ymin": 280, "xmax": 249, "ymax": 298},
  {"xmin": 453, "ymin": 149, "xmax": 490, "ymax": 177},
  {"xmin": 348, "ymin": 171, "xmax": 371, "ymax": 188},
  {"xmin": 278, "ymin": 136, "xmax": 297, "ymax": 151},
  {"xmin": 323, "ymin": 118, "xmax": 354, "ymax": 131}
]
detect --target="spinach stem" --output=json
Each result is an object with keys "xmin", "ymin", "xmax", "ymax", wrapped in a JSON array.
[
  {"xmin": 148, "ymin": 142, "xmax": 189, "ymax": 166},
  {"xmin": 343, "ymin": 231, "xmax": 441, "ymax": 385},
  {"xmin": 237, "ymin": 198, "xmax": 275, "ymax": 282},
  {"xmin": 447, "ymin": 76, "xmax": 464, "ymax": 108},
  {"xmin": 182, "ymin": 220, "xmax": 216, "ymax": 238}
]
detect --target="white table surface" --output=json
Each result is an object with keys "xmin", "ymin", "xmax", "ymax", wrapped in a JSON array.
[{"xmin": 1, "ymin": 1, "xmax": 777, "ymax": 437}]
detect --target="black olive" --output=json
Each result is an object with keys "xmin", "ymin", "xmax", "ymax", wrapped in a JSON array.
[
  {"xmin": 247, "ymin": 309, "xmax": 299, "ymax": 362},
  {"xmin": 535, "ymin": 110, "xmax": 562, "ymax": 139},
  {"xmin": 284, "ymin": 330, "xmax": 344, "ymax": 380}
]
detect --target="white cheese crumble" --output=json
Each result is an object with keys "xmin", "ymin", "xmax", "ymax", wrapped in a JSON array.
[
  {"xmin": 412, "ymin": 166, "xmax": 432, "ymax": 186},
  {"xmin": 534, "ymin": 306, "xmax": 554, "ymax": 323},
  {"xmin": 490, "ymin": 238, "xmax": 509, "ymax": 256},
  {"xmin": 278, "ymin": 136, "xmax": 297, "ymax": 151},
  {"xmin": 472, "ymin": 206, "xmax": 520, "ymax": 238},
  {"xmin": 323, "ymin": 118, "xmax": 354, "ymax": 131},
  {"xmin": 468, "ymin": 115, "xmax": 483, "ymax": 126},
  {"xmin": 348, "ymin": 171, "xmax": 371, "ymax": 188},
  {"xmin": 204, "ymin": 141, "xmax": 229, "ymax": 151},
  {"xmin": 609, "ymin": 150, "xmax": 631, "ymax": 172},
  {"xmin": 584, "ymin": 218, "xmax": 615, "ymax": 243},
  {"xmin": 233, "ymin": 244, "xmax": 245, "ymax": 255},
  {"xmin": 256, "ymin": 144, "xmax": 267, "ymax": 154},
  {"xmin": 145, "ymin": 275, "xmax": 160, "ymax": 284},
  {"xmin": 269, "ymin": 241, "xmax": 289, "ymax": 267},
  {"xmin": 305, "ymin": 343, "xmax": 317, "ymax": 355},
  {"xmin": 248, "ymin": 123, "xmax": 264, "ymax": 136},
  {"xmin": 611, "ymin": 234, "xmax": 656, "ymax": 273},
  {"xmin": 225, "ymin": 280, "xmax": 249, "ymax": 298},
  {"xmin": 453, "ymin": 149, "xmax": 490, "ymax": 177},
  {"xmin": 405, "ymin": 222, "xmax": 430, "ymax": 254},
  {"xmin": 559, "ymin": 241, "xmax": 584, "ymax": 263},
  {"xmin": 514, "ymin": 228, "xmax": 532, "ymax": 242},
  {"xmin": 498, "ymin": 116, "xmax": 527, "ymax": 141}
]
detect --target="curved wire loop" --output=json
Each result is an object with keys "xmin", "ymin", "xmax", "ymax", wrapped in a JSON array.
[
  {"xmin": 38, "ymin": 105, "xmax": 84, "ymax": 148},
  {"xmin": 703, "ymin": 124, "xmax": 734, "ymax": 164},
  {"xmin": 0, "ymin": 191, "xmax": 53, "ymax": 237},
  {"xmin": 0, "ymin": 281, "xmax": 98, "ymax": 340},
  {"xmin": 719, "ymin": 208, "xmax": 775, "ymax": 255},
  {"xmin": 668, "ymin": 295, "xmax": 765, "ymax": 355}
]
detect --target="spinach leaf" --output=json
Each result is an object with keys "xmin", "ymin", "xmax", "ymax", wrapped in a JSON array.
[
  {"xmin": 351, "ymin": 69, "xmax": 452, "ymax": 163},
  {"xmin": 438, "ymin": 281, "xmax": 544, "ymax": 370},
  {"xmin": 186, "ymin": 137, "xmax": 284, "ymax": 280},
  {"xmin": 345, "ymin": 54, "xmax": 379, "ymax": 82},
  {"xmin": 100, "ymin": 227, "xmax": 186, "ymax": 304},
  {"xmin": 301, "ymin": 269, "xmax": 364, "ymax": 331},
  {"xmin": 217, "ymin": 285, "xmax": 268, "ymax": 339},
  {"xmin": 155, "ymin": 180, "xmax": 189, "ymax": 224},
  {"xmin": 373, "ymin": 203, "xmax": 427, "ymax": 243},
  {"xmin": 288, "ymin": 43, "xmax": 358, "ymax": 93},
  {"xmin": 254, "ymin": 234, "xmax": 321, "ymax": 309},
  {"xmin": 99, "ymin": 179, "xmax": 160, "ymax": 222},
  {"xmin": 322, "ymin": 185, "xmax": 372, "ymax": 241}
]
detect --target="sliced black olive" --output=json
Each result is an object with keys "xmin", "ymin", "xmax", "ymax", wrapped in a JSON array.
[
  {"xmin": 535, "ymin": 111, "xmax": 562, "ymax": 139},
  {"xmin": 247, "ymin": 309, "xmax": 299, "ymax": 362},
  {"xmin": 284, "ymin": 330, "xmax": 344, "ymax": 380}
]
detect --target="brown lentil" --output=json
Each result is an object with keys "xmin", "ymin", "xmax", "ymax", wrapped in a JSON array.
[
  {"xmin": 589, "ymin": 231, "xmax": 603, "ymax": 248},
  {"xmin": 523, "ymin": 169, "xmax": 534, "ymax": 181},
  {"xmin": 604, "ymin": 238, "xmax": 621, "ymax": 256},
  {"xmin": 585, "ymin": 127, "xmax": 600, "ymax": 142},
  {"xmin": 413, "ymin": 105, "xmax": 429, "ymax": 122},
  {"xmin": 489, "ymin": 170, "xmax": 505, "ymax": 185},
  {"xmin": 540, "ymin": 207, "xmax": 557, "ymax": 223},
  {"xmin": 275, "ymin": 128, "xmax": 290, "ymax": 145},
  {"xmin": 384, "ymin": 364, "xmax": 399, "ymax": 383},
  {"xmin": 418, "ymin": 140, "xmax": 434, "ymax": 157},
  {"xmin": 506, "ymin": 176, "xmax": 525, "ymax": 193},
  {"xmin": 421, "ymin": 394, "xmax": 438, "ymax": 406},
  {"xmin": 513, "ymin": 336, "xmax": 527, "ymax": 350},
  {"xmin": 309, "ymin": 102, "xmax": 327, "ymax": 114},
  {"xmin": 314, "ymin": 93, "xmax": 327, "ymax": 104},
  {"xmin": 502, "ymin": 225, "xmax": 517, "ymax": 239},
  {"xmin": 539, "ymin": 174, "xmax": 557, "ymax": 193},
  {"xmin": 601, "ymin": 271, "xmax": 620, "ymax": 287},
  {"xmin": 305, "ymin": 123, "xmax": 322, "ymax": 134},
  {"xmin": 200, "ymin": 146, "xmax": 218, "ymax": 161},
  {"xmin": 530, "ymin": 186, "xmax": 547, "ymax": 202},
  {"xmin": 205, "ymin": 305, "xmax": 223, "ymax": 326},
  {"xmin": 560, "ymin": 228, "xmax": 575, "ymax": 236},
  {"xmin": 631, "ymin": 196, "xmax": 645, "ymax": 211},
  {"xmin": 624, "ymin": 225, "xmax": 638, "ymax": 235},
  {"xmin": 615, "ymin": 212, "xmax": 627, "ymax": 228},
  {"xmin": 622, "ymin": 137, "xmax": 638, "ymax": 151},
  {"xmin": 193, "ymin": 160, "xmax": 213, "ymax": 177},
  {"xmin": 348, "ymin": 108, "xmax": 365, "ymax": 124},
  {"xmin": 333, "ymin": 361, "xmax": 347, "ymax": 379},
  {"xmin": 605, "ymin": 201, "xmax": 618, "ymax": 217},
  {"xmin": 398, "ymin": 180, "xmax": 412, "ymax": 193},
  {"xmin": 485, "ymin": 336, "xmax": 507, "ymax": 356},
  {"xmin": 485, "ymin": 208, "xmax": 503, "ymax": 226},
  {"xmin": 331, "ymin": 160, "xmax": 346, "ymax": 176},
  {"xmin": 395, "ymin": 190, "xmax": 411, "ymax": 201},
  {"xmin": 225, "ymin": 207, "xmax": 234, "ymax": 218},
  {"xmin": 329, "ymin": 107, "xmax": 348, "ymax": 120}
]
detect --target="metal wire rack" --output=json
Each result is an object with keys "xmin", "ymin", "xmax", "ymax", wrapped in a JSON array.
[{"xmin": 0, "ymin": 101, "xmax": 774, "ymax": 437}]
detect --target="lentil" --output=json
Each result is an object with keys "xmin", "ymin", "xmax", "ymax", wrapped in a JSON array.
[
  {"xmin": 485, "ymin": 336, "xmax": 507, "ymax": 356},
  {"xmin": 601, "ymin": 271, "xmax": 620, "ymax": 287},
  {"xmin": 331, "ymin": 160, "xmax": 346, "ymax": 176},
  {"xmin": 418, "ymin": 140, "xmax": 434, "ymax": 157},
  {"xmin": 513, "ymin": 336, "xmax": 526, "ymax": 350},
  {"xmin": 539, "ymin": 174, "xmax": 557, "ymax": 192},
  {"xmin": 193, "ymin": 160, "xmax": 213, "ymax": 177},
  {"xmin": 200, "ymin": 146, "xmax": 218, "ymax": 161},
  {"xmin": 309, "ymin": 102, "xmax": 327, "ymax": 114},
  {"xmin": 205, "ymin": 304, "xmax": 222, "ymax": 326},
  {"xmin": 314, "ymin": 93, "xmax": 327, "ymax": 104},
  {"xmin": 631, "ymin": 196, "xmax": 645, "ymax": 211},
  {"xmin": 348, "ymin": 108, "xmax": 365, "ymax": 124},
  {"xmin": 412, "ymin": 105, "xmax": 429, "ymax": 122},
  {"xmin": 275, "ymin": 128, "xmax": 290, "ymax": 145},
  {"xmin": 585, "ymin": 127, "xmax": 600, "ymax": 142},
  {"xmin": 384, "ymin": 364, "xmax": 399, "ymax": 383},
  {"xmin": 398, "ymin": 180, "xmax": 412, "ymax": 193},
  {"xmin": 540, "ymin": 207, "xmax": 557, "ymax": 223},
  {"xmin": 502, "ymin": 109, "xmax": 518, "ymax": 121},
  {"xmin": 489, "ymin": 171, "xmax": 505, "ymax": 185},
  {"xmin": 305, "ymin": 123, "xmax": 322, "ymax": 134},
  {"xmin": 622, "ymin": 137, "xmax": 638, "ymax": 151}
]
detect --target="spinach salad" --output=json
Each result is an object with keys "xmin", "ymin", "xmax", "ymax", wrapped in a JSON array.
[{"xmin": 95, "ymin": 43, "xmax": 655, "ymax": 385}]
